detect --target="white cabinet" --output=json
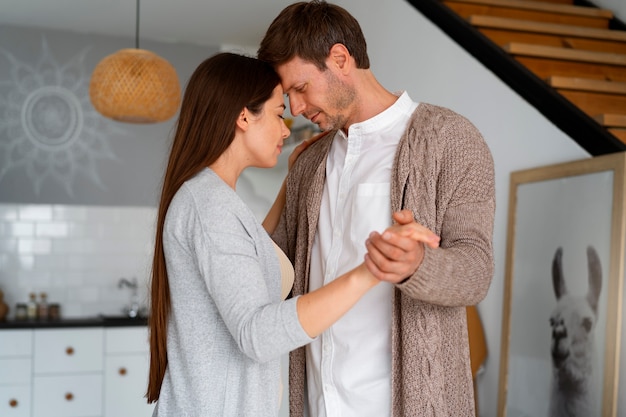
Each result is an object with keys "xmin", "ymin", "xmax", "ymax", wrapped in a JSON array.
[
  {"xmin": 33, "ymin": 374, "xmax": 102, "ymax": 417},
  {"xmin": 32, "ymin": 328, "xmax": 104, "ymax": 417},
  {"xmin": 0, "ymin": 325, "xmax": 153, "ymax": 417},
  {"xmin": 0, "ymin": 330, "xmax": 33, "ymax": 417},
  {"xmin": 104, "ymin": 328, "xmax": 155, "ymax": 417},
  {"xmin": 33, "ymin": 329, "xmax": 103, "ymax": 373}
]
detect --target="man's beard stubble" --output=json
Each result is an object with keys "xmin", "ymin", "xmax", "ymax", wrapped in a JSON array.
[{"xmin": 320, "ymin": 70, "xmax": 357, "ymax": 132}]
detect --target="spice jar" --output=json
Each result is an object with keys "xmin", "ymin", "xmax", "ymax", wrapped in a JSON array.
[
  {"xmin": 0, "ymin": 290, "xmax": 8, "ymax": 321},
  {"xmin": 37, "ymin": 292, "xmax": 49, "ymax": 320},
  {"xmin": 27, "ymin": 293, "xmax": 38, "ymax": 320},
  {"xmin": 15, "ymin": 303, "xmax": 27, "ymax": 320},
  {"xmin": 49, "ymin": 303, "xmax": 61, "ymax": 320}
]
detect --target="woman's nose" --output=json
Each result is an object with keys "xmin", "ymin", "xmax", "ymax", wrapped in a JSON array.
[{"xmin": 282, "ymin": 120, "xmax": 290, "ymax": 138}]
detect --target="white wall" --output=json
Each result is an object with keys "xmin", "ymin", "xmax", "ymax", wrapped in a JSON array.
[
  {"xmin": 336, "ymin": 0, "xmax": 596, "ymax": 415},
  {"xmin": 595, "ymin": 0, "xmax": 626, "ymax": 22},
  {"xmin": 0, "ymin": 24, "xmax": 218, "ymax": 207}
]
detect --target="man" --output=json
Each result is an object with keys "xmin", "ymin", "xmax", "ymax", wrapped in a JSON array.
[{"xmin": 258, "ymin": 1, "xmax": 495, "ymax": 416}]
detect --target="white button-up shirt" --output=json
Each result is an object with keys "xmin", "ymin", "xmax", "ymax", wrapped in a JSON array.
[{"xmin": 306, "ymin": 92, "xmax": 419, "ymax": 417}]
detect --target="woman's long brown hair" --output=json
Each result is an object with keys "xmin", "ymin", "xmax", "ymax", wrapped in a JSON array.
[{"xmin": 146, "ymin": 52, "xmax": 280, "ymax": 403}]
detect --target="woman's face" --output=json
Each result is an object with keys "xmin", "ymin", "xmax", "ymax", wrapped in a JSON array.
[{"xmin": 244, "ymin": 85, "xmax": 291, "ymax": 169}]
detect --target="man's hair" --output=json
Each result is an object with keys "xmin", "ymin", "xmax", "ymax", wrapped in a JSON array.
[{"xmin": 258, "ymin": 0, "xmax": 370, "ymax": 70}]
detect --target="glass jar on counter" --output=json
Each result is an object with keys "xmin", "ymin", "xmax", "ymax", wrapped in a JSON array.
[
  {"xmin": 26, "ymin": 293, "xmax": 37, "ymax": 320},
  {"xmin": 37, "ymin": 292, "xmax": 49, "ymax": 320},
  {"xmin": 15, "ymin": 303, "xmax": 27, "ymax": 321},
  {"xmin": 48, "ymin": 303, "xmax": 61, "ymax": 320}
]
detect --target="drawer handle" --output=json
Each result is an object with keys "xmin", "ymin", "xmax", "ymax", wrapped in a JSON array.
[
  {"xmin": 66, "ymin": 346, "xmax": 74, "ymax": 355},
  {"xmin": 119, "ymin": 367, "xmax": 127, "ymax": 376},
  {"xmin": 65, "ymin": 392, "xmax": 74, "ymax": 401},
  {"xmin": 9, "ymin": 398, "xmax": 18, "ymax": 408}
]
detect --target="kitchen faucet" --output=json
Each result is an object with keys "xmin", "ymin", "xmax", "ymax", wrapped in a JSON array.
[{"xmin": 118, "ymin": 277, "xmax": 140, "ymax": 318}]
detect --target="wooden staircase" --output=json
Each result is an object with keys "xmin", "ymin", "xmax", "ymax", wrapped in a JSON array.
[{"xmin": 406, "ymin": 0, "xmax": 626, "ymax": 155}]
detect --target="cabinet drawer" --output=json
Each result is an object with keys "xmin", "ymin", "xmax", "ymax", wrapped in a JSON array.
[
  {"xmin": 0, "ymin": 385, "xmax": 31, "ymax": 417},
  {"xmin": 0, "ymin": 358, "xmax": 31, "ymax": 384},
  {"xmin": 34, "ymin": 328, "xmax": 103, "ymax": 374},
  {"xmin": 0, "ymin": 330, "xmax": 33, "ymax": 357},
  {"xmin": 33, "ymin": 374, "xmax": 102, "ymax": 417},
  {"xmin": 104, "ymin": 353, "xmax": 154, "ymax": 417},
  {"xmin": 105, "ymin": 327, "xmax": 149, "ymax": 354}
]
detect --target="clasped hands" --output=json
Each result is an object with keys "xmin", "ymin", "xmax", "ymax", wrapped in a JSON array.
[
  {"xmin": 287, "ymin": 136, "xmax": 440, "ymax": 284},
  {"xmin": 364, "ymin": 210, "xmax": 440, "ymax": 284}
]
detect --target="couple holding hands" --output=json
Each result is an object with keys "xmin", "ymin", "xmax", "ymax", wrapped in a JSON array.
[{"xmin": 147, "ymin": 1, "xmax": 495, "ymax": 416}]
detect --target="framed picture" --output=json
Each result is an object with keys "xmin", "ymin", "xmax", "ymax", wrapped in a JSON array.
[{"xmin": 497, "ymin": 152, "xmax": 626, "ymax": 417}]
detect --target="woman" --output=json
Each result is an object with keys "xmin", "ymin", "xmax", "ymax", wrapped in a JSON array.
[{"xmin": 146, "ymin": 52, "xmax": 379, "ymax": 417}]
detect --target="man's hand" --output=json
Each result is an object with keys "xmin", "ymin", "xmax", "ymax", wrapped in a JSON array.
[{"xmin": 364, "ymin": 210, "xmax": 440, "ymax": 284}]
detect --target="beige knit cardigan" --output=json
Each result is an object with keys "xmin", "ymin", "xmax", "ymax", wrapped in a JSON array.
[{"xmin": 272, "ymin": 103, "xmax": 496, "ymax": 417}]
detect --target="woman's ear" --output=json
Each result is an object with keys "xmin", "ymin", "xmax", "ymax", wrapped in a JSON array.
[{"xmin": 236, "ymin": 108, "xmax": 249, "ymax": 131}]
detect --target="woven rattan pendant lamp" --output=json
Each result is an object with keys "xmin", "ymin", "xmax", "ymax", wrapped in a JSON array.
[{"xmin": 89, "ymin": 0, "xmax": 181, "ymax": 123}]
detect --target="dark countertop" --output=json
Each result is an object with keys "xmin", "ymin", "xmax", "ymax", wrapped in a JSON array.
[{"xmin": 0, "ymin": 315, "xmax": 148, "ymax": 329}]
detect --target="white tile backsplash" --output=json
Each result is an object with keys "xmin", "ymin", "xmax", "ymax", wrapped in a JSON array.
[
  {"xmin": 19, "ymin": 205, "xmax": 53, "ymax": 221},
  {"xmin": 18, "ymin": 238, "xmax": 52, "ymax": 255},
  {"xmin": 36, "ymin": 222, "xmax": 69, "ymax": 237},
  {"xmin": 0, "ymin": 205, "xmax": 19, "ymax": 221},
  {"xmin": 0, "ymin": 203, "xmax": 156, "ymax": 319}
]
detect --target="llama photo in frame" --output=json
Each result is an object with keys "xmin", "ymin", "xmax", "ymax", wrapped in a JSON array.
[{"xmin": 497, "ymin": 152, "xmax": 626, "ymax": 417}]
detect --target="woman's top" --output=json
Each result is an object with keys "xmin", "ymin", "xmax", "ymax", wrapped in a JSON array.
[
  {"xmin": 271, "ymin": 240, "xmax": 295, "ymax": 408},
  {"xmin": 273, "ymin": 241, "xmax": 294, "ymax": 300},
  {"xmin": 153, "ymin": 168, "xmax": 312, "ymax": 417}
]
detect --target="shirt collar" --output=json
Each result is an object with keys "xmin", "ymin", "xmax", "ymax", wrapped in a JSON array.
[{"xmin": 342, "ymin": 91, "xmax": 414, "ymax": 139}]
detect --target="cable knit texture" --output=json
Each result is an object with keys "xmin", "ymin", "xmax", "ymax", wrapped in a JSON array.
[{"xmin": 272, "ymin": 103, "xmax": 495, "ymax": 417}]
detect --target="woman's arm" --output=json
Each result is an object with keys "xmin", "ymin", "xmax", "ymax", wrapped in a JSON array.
[
  {"xmin": 296, "ymin": 263, "xmax": 379, "ymax": 338},
  {"xmin": 262, "ymin": 178, "xmax": 287, "ymax": 234}
]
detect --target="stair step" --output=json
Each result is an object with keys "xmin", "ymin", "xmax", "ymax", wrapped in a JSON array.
[
  {"xmin": 525, "ymin": 0, "xmax": 574, "ymax": 4},
  {"xmin": 557, "ymin": 90, "xmax": 626, "ymax": 117},
  {"xmin": 594, "ymin": 114, "xmax": 626, "ymax": 128},
  {"xmin": 468, "ymin": 15, "xmax": 626, "ymax": 42},
  {"xmin": 546, "ymin": 77, "xmax": 626, "ymax": 94},
  {"xmin": 444, "ymin": 0, "xmax": 613, "ymax": 29},
  {"xmin": 504, "ymin": 42, "xmax": 626, "ymax": 66},
  {"xmin": 513, "ymin": 54, "xmax": 626, "ymax": 82},
  {"xmin": 608, "ymin": 128, "xmax": 626, "ymax": 143},
  {"xmin": 444, "ymin": 0, "xmax": 611, "ymax": 29},
  {"xmin": 446, "ymin": 0, "xmax": 612, "ymax": 18}
]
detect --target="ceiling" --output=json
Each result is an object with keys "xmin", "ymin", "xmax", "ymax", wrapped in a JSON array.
[{"xmin": 0, "ymin": 0, "xmax": 299, "ymax": 48}]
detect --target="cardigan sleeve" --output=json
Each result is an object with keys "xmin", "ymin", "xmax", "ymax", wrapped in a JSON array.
[{"xmin": 395, "ymin": 105, "xmax": 496, "ymax": 306}]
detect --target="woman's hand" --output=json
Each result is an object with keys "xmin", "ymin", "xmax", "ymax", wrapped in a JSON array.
[
  {"xmin": 264, "ymin": 130, "xmax": 330, "ymax": 234},
  {"xmin": 364, "ymin": 210, "xmax": 440, "ymax": 284},
  {"xmin": 287, "ymin": 130, "xmax": 330, "ymax": 170}
]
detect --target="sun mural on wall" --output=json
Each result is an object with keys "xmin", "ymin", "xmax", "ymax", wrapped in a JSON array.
[{"xmin": 0, "ymin": 37, "xmax": 120, "ymax": 197}]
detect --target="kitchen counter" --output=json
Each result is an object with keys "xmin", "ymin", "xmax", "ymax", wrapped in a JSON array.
[{"xmin": 0, "ymin": 315, "xmax": 148, "ymax": 329}]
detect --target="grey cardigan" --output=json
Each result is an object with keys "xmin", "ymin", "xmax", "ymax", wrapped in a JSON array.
[
  {"xmin": 154, "ymin": 168, "xmax": 312, "ymax": 417},
  {"xmin": 272, "ymin": 103, "xmax": 496, "ymax": 417}
]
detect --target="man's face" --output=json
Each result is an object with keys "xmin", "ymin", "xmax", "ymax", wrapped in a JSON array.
[{"xmin": 276, "ymin": 56, "xmax": 356, "ymax": 131}]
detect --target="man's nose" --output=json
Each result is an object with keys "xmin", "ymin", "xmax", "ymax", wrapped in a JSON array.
[{"xmin": 289, "ymin": 96, "xmax": 305, "ymax": 117}]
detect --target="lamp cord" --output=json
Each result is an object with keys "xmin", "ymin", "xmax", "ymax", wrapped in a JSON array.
[{"xmin": 135, "ymin": 0, "xmax": 140, "ymax": 49}]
